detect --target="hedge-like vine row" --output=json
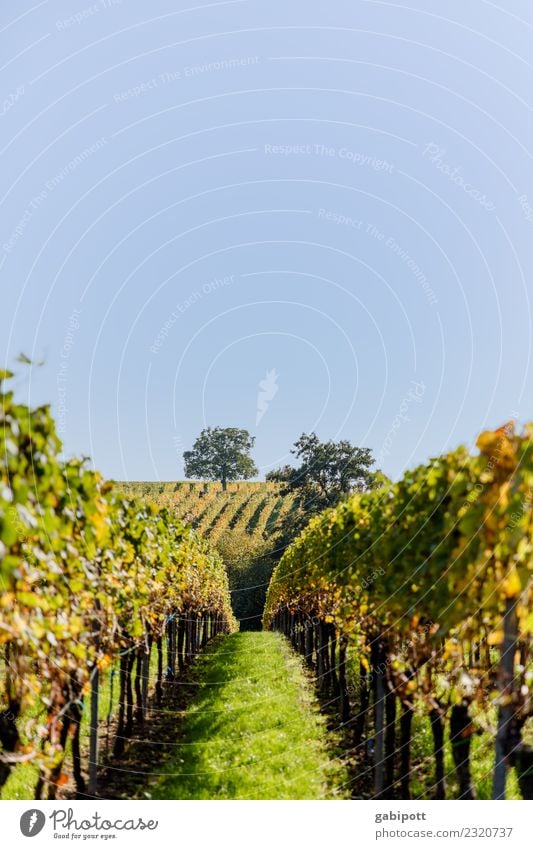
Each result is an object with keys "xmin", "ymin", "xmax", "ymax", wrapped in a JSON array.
[
  {"xmin": 264, "ymin": 423, "xmax": 533, "ymax": 799},
  {"xmin": 0, "ymin": 372, "xmax": 235, "ymax": 797}
]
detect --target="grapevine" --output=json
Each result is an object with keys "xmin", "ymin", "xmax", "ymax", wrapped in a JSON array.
[
  {"xmin": 264, "ymin": 423, "xmax": 533, "ymax": 799},
  {"xmin": 0, "ymin": 373, "xmax": 235, "ymax": 797}
]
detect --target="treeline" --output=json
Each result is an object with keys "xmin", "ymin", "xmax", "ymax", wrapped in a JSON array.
[
  {"xmin": 264, "ymin": 423, "xmax": 533, "ymax": 800},
  {"xmin": 0, "ymin": 372, "xmax": 235, "ymax": 798}
]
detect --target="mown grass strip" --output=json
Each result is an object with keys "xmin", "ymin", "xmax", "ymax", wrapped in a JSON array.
[{"xmin": 152, "ymin": 632, "xmax": 347, "ymax": 799}]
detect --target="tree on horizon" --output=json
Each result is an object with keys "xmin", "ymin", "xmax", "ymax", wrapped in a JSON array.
[
  {"xmin": 267, "ymin": 432, "xmax": 376, "ymax": 545},
  {"xmin": 183, "ymin": 427, "xmax": 258, "ymax": 491}
]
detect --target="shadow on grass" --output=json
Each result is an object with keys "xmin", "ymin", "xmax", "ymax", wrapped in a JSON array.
[{"xmin": 151, "ymin": 632, "xmax": 346, "ymax": 799}]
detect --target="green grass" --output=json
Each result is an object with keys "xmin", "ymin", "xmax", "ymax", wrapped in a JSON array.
[
  {"xmin": 1, "ymin": 652, "xmax": 159, "ymax": 800},
  {"xmin": 342, "ymin": 649, "xmax": 529, "ymax": 800},
  {"xmin": 0, "ymin": 752, "xmax": 40, "ymax": 800},
  {"xmin": 152, "ymin": 632, "xmax": 348, "ymax": 799},
  {"xmin": 408, "ymin": 707, "xmax": 528, "ymax": 800}
]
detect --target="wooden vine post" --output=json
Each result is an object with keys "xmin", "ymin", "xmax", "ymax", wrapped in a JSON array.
[
  {"xmin": 493, "ymin": 596, "xmax": 518, "ymax": 799},
  {"xmin": 371, "ymin": 635, "xmax": 386, "ymax": 799},
  {"xmin": 142, "ymin": 636, "xmax": 150, "ymax": 719},
  {"xmin": 88, "ymin": 666, "xmax": 99, "ymax": 797}
]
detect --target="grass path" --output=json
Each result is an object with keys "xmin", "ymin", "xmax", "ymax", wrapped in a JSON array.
[{"xmin": 152, "ymin": 632, "xmax": 347, "ymax": 799}]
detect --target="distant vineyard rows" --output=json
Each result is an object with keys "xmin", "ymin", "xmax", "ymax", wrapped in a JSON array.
[{"xmin": 115, "ymin": 480, "xmax": 297, "ymax": 545}]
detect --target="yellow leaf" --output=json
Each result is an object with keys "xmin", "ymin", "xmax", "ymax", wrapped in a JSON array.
[
  {"xmin": 487, "ymin": 629, "xmax": 503, "ymax": 646},
  {"xmin": 502, "ymin": 566, "xmax": 521, "ymax": 599}
]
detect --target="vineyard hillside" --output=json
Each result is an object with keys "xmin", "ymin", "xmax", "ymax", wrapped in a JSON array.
[{"xmin": 115, "ymin": 481, "xmax": 298, "ymax": 628}]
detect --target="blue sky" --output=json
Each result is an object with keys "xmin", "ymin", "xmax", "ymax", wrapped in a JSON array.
[{"xmin": 1, "ymin": 0, "xmax": 532, "ymax": 481}]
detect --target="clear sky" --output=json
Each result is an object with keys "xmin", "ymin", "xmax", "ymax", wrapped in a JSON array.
[{"xmin": 1, "ymin": 0, "xmax": 532, "ymax": 482}]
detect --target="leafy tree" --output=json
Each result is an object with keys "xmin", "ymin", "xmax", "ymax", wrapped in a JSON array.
[
  {"xmin": 267, "ymin": 432, "xmax": 375, "ymax": 508},
  {"xmin": 184, "ymin": 427, "xmax": 258, "ymax": 491},
  {"xmin": 267, "ymin": 433, "xmax": 376, "ymax": 542}
]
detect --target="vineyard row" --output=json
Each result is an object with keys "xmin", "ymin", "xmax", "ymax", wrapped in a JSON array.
[
  {"xmin": 0, "ymin": 373, "xmax": 235, "ymax": 797},
  {"xmin": 264, "ymin": 423, "xmax": 533, "ymax": 800}
]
